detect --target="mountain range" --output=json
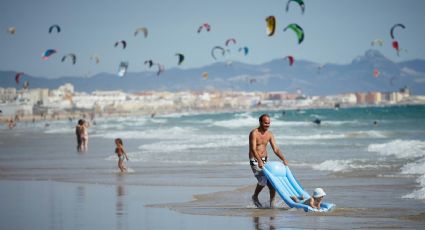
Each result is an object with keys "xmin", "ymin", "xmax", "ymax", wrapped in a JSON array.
[{"xmin": 1, "ymin": 49, "xmax": 425, "ymax": 96}]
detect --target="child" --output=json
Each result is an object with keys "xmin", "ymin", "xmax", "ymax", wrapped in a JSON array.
[
  {"xmin": 290, "ymin": 188, "xmax": 326, "ymax": 209},
  {"xmin": 304, "ymin": 188, "xmax": 326, "ymax": 209},
  {"xmin": 115, "ymin": 138, "xmax": 129, "ymax": 172}
]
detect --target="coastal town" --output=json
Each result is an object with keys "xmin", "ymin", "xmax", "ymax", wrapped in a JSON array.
[{"xmin": 1, "ymin": 83, "xmax": 424, "ymax": 123}]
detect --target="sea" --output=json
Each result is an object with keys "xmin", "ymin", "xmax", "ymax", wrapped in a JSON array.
[{"xmin": 1, "ymin": 105, "xmax": 424, "ymax": 229}]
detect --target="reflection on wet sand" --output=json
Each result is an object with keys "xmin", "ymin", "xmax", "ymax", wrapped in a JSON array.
[
  {"xmin": 116, "ymin": 175, "xmax": 127, "ymax": 230},
  {"xmin": 253, "ymin": 216, "xmax": 276, "ymax": 230}
]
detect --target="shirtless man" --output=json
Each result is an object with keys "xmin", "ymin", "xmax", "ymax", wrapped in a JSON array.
[{"xmin": 249, "ymin": 114, "xmax": 288, "ymax": 208}]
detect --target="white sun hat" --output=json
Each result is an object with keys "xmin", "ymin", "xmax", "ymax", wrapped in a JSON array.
[{"xmin": 313, "ymin": 188, "xmax": 326, "ymax": 198}]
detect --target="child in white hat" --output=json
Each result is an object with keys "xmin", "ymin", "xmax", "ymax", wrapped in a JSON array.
[{"xmin": 303, "ymin": 188, "xmax": 326, "ymax": 209}]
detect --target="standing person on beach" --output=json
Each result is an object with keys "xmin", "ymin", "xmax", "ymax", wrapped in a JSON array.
[
  {"xmin": 249, "ymin": 114, "xmax": 288, "ymax": 208},
  {"xmin": 80, "ymin": 120, "xmax": 89, "ymax": 152},
  {"xmin": 115, "ymin": 138, "xmax": 129, "ymax": 172},
  {"xmin": 75, "ymin": 119, "xmax": 83, "ymax": 152}
]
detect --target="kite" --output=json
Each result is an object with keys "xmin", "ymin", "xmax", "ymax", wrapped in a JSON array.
[
  {"xmin": 390, "ymin": 23, "xmax": 405, "ymax": 40},
  {"xmin": 42, "ymin": 49, "xmax": 57, "ymax": 60},
  {"xmin": 134, "ymin": 27, "xmax": 148, "ymax": 38},
  {"xmin": 286, "ymin": 0, "xmax": 305, "ymax": 14},
  {"xmin": 371, "ymin": 39, "xmax": 384, "ymax": 46},
  {"xmin": 238, "ymin": 46, "xmax": 249, "ymax": 56},
  {"xmin": 283, "ymin": 23, "xmax": 304, "ymax": 44},
  {"xmin": 266, "ymin": 16, "xmax": 276, "ymax": 36},
  {"xmin": 48, "ymin": 24, "xmax": 61, "ymax": 34},
  {"xmin": 197, "ymin": 23, "xmax": 211, "ymax": 33},
  {"xmin": 285, "ymin": 55, "xmax": 294, "ymax": 66},
  {"xmin": 15, "ymin": 72, "xmax": 24, "ymax": 85},
  {"xmin": 61, "ymin": 53, "xmax": 77, "ymax": 65},
  {"xmin": 202, "ymin": 72, "xmax": 208, "ymax": 80},
  {"xmin": 7, "ymin": 26, "xmax": 16, "ymax": 35},
  {"xmin": 114, "ymin": 40, "xmax": 127, "ymax": 49},
  {"xmin": 211, "ymin": 46, "xmax": 225, "ymax": 60},
  {"xmin": 144, "ymin": 60, "xmax": 154, "ymax": 68},
  {"xmin": 175, "ymin": 53, "xmax": 184, "ymax": 65},
  {"xmin": 225, "ymin": 38, "xmax": 237, "ymax": 46},
  {"xmin": 117, "ymin": 61, "xmax": 129, "ymax": 77}
]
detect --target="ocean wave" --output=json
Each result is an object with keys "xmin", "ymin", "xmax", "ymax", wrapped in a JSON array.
[
  {"xmin": 91, "ymin": 126, "xmax": 198, "ymax": 139},
  {"xmin": 312, "ymin": 159, "xmax": 390, "ymax": 172},
  {"xmin": 400, "ymin": 158, "xmax": 425, "ymax": 200},
  {"xmin": 44, "ymin": 127, "xmax": 73, "ymax": 134},
  {"xmin": 367, "ymin": 139, "xmax": 425, "ymax": 159},
  {"xmin": 138, "ymin": 134, "xmax": 246, "ymax": 152}
]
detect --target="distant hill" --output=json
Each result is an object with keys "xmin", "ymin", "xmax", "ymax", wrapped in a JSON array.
[{"xmin": 1, "ymin": 49, "xmax": 425, "ymax": 96}]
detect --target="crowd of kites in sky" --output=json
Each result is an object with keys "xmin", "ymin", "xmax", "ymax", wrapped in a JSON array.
[{"xmin": 6, "ymin": 0, "xmax": 407, "ymax": 90}]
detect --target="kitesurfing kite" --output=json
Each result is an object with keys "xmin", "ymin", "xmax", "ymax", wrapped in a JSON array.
[
  {"xmin": 176, "ymin": 53, "xmax": 185, "ymax": 65},
  {"xmin": 61, "ymin": 53, "xmax": 77, "ymax": 65},
  {"xmin": 197, "ymin": 23, "xmax": 211, "ymax": 33},
  {"xmin": 392, "ymin": 40, "xmax": 400, "ymax": 56},
  {"xmin": 202, "ymin": 72, "xmax": 208, "ymax": 80},
  {"xmin": 48, "ymin": 24, "xmax": 61, "ymax": 34},
  {"xmin": 283, "ymin": 23, "xmax": 304, "ymax": 44},
  {"xmin": 15, "ymin": 72, "xmax": 24, "ymax": 85},
  {"xmin": 156, "ymin": 64, "xmax": 165, "ymax": 76},
  {"xmin": 144, "ymin": 60, "xmax": 154, "ymax": 68},
  {"xmin": 373, "ymin": 68, "xmax": 380, "ymax": 77},
  {"xmin": 390, "ymin": 23, "xmax": 405, "ymax": 40},
  {"xmin": 42, "ymin": 49, "xmax": 57, "ymax": 60},
  {"xmin": 238, "ymin": 46, "xmax": 249, "ymax": 56},
  {"xmin": 266, "ymin": 16, "xmax": 276, "ymax": 36},
  {"xmin": 117, "ymin": 61, "xmax": 129, "ymax": 77},
  {"xmin": 90, "ymin": 54, "xmax": 100, "ymax": 64},
  {"xmin": 114, "ymin": 40, "xmax": 127, "ymax": 49},
  {"xmin": 286, "ymin": 0, "xmax": 305, "ymax": 14},
  {"xmin": 134, "ymin": 27, "xmax": 148, "ymax": 38},
  {"xmin": 371, "ymin": 39, "xmax": 384, "ymax": 46},
  {"xmin": 225, "ymin": 38, "xmax": 237, "ymax": 46},
  {"xmin": 7, "ymin": 26, "xmax": 16, "ymax": 35},
  {"xmin": 285, "ymin": 55, "xmax": 294, "ymax": 66},
  {"xmin": 211, "ymin": 46, "xmax": 225, "ymax": 60}
]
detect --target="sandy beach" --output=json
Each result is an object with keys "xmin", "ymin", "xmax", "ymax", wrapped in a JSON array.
[{"xmin": 1, "ymin": 107, "xmax": 425, "ymax": 229}]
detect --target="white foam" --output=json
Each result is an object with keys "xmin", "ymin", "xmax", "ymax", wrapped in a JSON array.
[
  {"xmin": 92, "ymin": 126, "xmax": 198, "ymax": 139},
  {"xmin": 401, "ymin": 158, "xmax": 425, "ymax": 175},
  {"xmin": 44, "ymin": 127, "xmax": 73, "ymax": 134},
  {"xmin": 313, "ymin": 159, "xmax": 389, "ymax": 172},
  {"xmin": 138, "ymin": 134, "xmax": 246, "ymax": 152},
  {"xmin": 402, "ymin": 187, "xmax": 425, "ymax": 200},
  {"xmin": 368, "ymin": 140, "xmax": 425, "ymax": 159}
]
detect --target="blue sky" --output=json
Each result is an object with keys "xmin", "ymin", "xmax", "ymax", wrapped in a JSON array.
[{"xmin": 1, "ymin": 0, "xmax": 424, "ymax": 78}]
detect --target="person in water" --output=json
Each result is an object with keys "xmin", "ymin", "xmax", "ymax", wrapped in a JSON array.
[
  {"xmin": 115, "ymin": 138, "xmax": 129, "ymax": 172},
  {"xmin": 291, "ymin": 188, "xmax": 326, "ymax": 209},
  {"xmin": 249, "ymin": 114, "xmax": 288, "ymax": 208}
]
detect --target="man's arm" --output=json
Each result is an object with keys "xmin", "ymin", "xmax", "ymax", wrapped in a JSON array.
[
  {"xmin": 269, "ymin": 132, "xmax": 288, "ymax": 165},
  {"xmin": 249, "ymin": 131, "xmax": 264, "ymax": 168}
]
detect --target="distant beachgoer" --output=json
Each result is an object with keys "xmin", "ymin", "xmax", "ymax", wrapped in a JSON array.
[
  {"xmin": 80, "ymin": 120, "xmax": 89, "ymax": 152},
  {"xmin": 8, "ymin": 118, "xmax": 15, "ymax": 129},
  {"xmin": 291, "ymin": 188, "xmax": 326, "ymax": 209},
  {"xmin": 249, "ymin": 114, "xmax": 288, "ymax": 208},
  {"xmin": 76, "ymin": 119, "xmax": 83, "ymax": 152},
  {"xmin": 313, "ymin": 118, "xmax": 321, "ymax": 125},
  {"xmin": 115, "ymin": 138, "xmax": 129, "ymax": 172}
]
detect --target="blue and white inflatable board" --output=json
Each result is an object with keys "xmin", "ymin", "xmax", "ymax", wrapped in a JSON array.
[{"xmin": 263, "ymin": 161, "xmax": 335, "ymax": 212}]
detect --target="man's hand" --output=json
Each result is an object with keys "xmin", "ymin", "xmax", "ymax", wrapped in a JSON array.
[
  {"xmin": 258, "ymin": 160, "xmax": 264, "ymax": 168},
  {"xmin": 282, "ymin": 158, "xmax": 288, "ymax": 166}
]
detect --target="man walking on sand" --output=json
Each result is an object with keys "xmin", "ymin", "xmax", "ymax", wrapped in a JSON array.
[{"xmin": 249, "ymin": 114, "xmax": 288, "ymax": 208}]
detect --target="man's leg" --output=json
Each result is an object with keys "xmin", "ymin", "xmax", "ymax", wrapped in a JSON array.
[
  {"xmin": 267, "ymin": 182, "xmax": 277, "ymax": 208},
  {"xmin": 252, "ymin": 184, "xmax": 264, "ymax": 208}
]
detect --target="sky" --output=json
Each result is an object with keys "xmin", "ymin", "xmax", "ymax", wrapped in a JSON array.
[{"xmin": 1, "ymin": 0, "xmax": 424, "ymax": 78}]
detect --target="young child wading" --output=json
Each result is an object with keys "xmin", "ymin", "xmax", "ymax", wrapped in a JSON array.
[{"xmin": 115, "ymin": 138, "xmax": 129, "ymax": 172}]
